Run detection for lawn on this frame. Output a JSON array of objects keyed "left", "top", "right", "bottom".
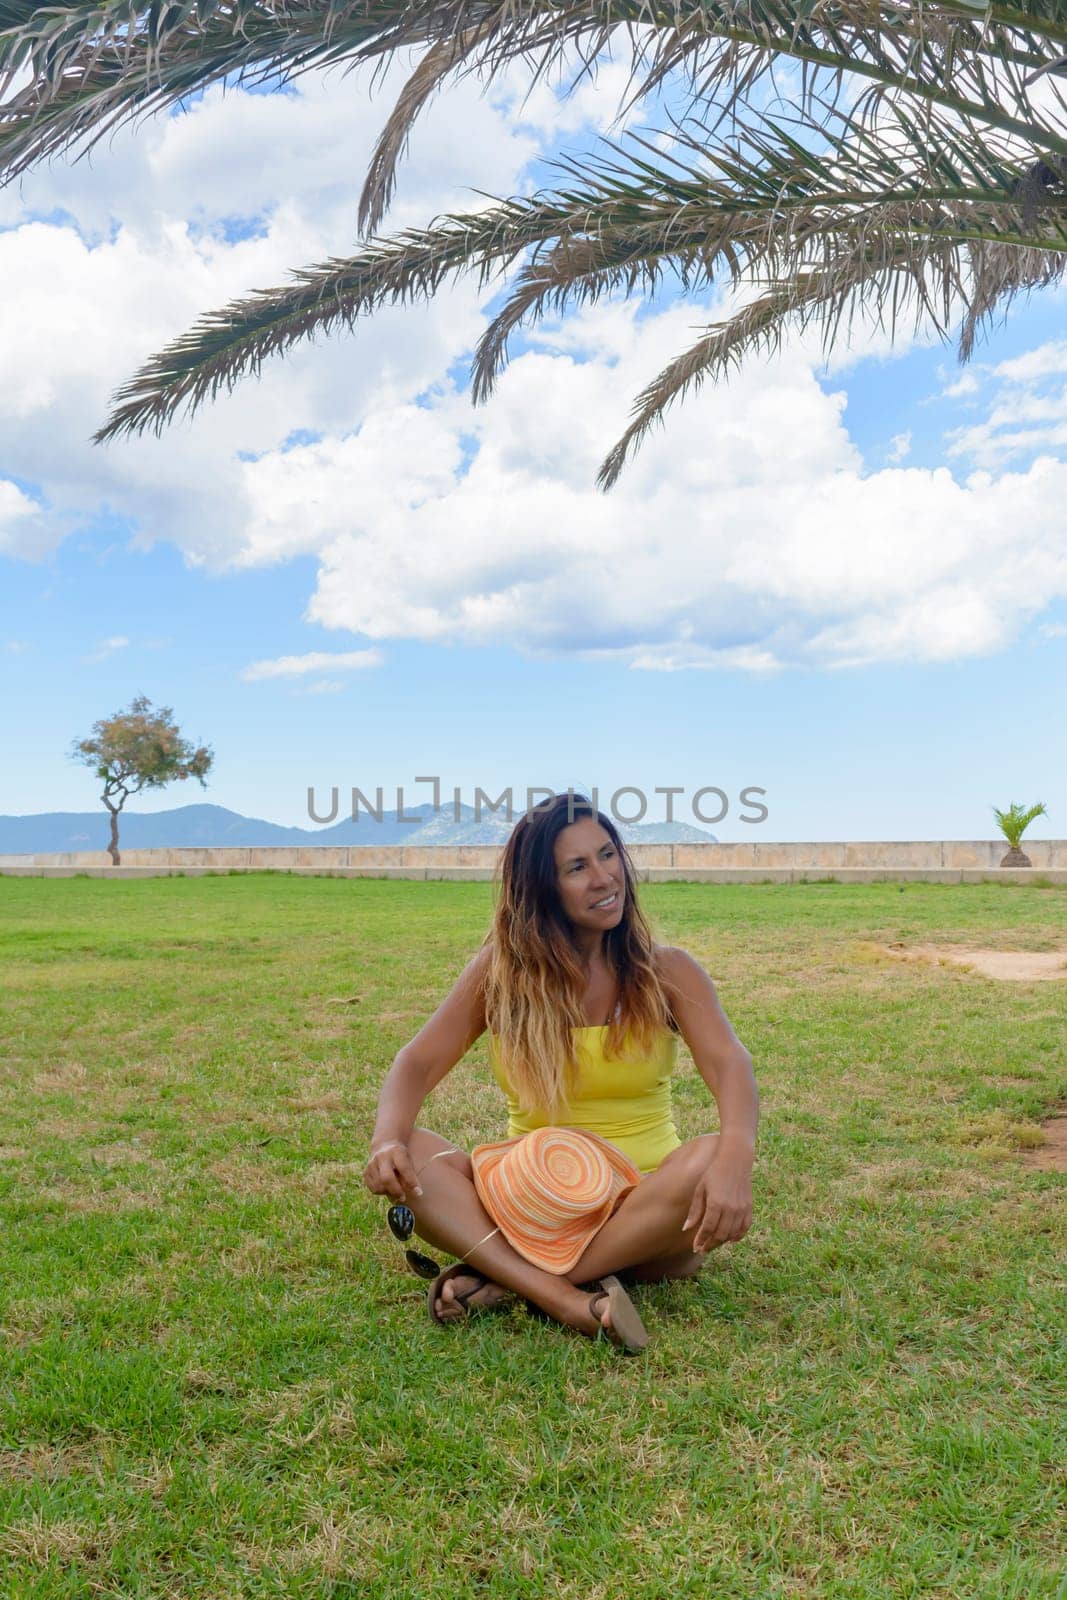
[{"left": 0, "top": 876, "right": 1064, "bottom": 1599}]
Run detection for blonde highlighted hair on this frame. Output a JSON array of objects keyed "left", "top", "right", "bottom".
[{"left": 480, "top": 793, "right": 676, "bottom": 1117}]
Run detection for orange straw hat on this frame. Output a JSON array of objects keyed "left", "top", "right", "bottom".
[{"left": 470, "top": 1126, "right": 642, "bottom": 1275}]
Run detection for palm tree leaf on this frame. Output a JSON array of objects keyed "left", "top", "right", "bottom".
[
  {"left": 93, "top": 100, "right": 1067, "bottom": 450},
  {"left": 4, "top": 0, "right": 1067, "bottom": 201}
]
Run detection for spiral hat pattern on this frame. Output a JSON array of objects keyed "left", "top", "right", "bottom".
[{"left": 470, "top": 1126, "right": 643, "bottom": 1274}]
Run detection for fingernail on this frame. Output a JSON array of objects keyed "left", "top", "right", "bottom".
[{"left": 415, "top": 1186, "right": 423, "bottom": 1197}]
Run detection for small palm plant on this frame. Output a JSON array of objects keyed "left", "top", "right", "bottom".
[{"left": 992, "top": 801, "right": 1048, "bottom": 868}]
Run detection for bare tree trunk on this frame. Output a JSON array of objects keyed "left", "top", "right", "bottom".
[
  {"left": 106, "top": 804, "right": 121, "bottom": 866},
  {"left": 1000, "top": 846, "right": 1031, "bottom": 867}
]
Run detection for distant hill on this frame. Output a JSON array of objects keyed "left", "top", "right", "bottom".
[{"left": 1, "top": 803, "right": 718, "bottom": 854}]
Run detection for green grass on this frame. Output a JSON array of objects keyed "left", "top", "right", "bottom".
[{"left": 0, "top": 877, "right": 1064, "bottom": 1599}]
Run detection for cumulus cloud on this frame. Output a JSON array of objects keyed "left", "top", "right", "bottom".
[
  {"left": 945, "top": 335, "right": 1067, "bottom": 466},
  {"left": 1, "top": 59, "right": 1066, "bottom": 673},
  {"left": 0, "top": 66, "right": 542, "bottom": 565},
  {"left": 995, "top": 341, "right": 1067, "bottom": 384},
  {"left": 239, "top": 303, "right": 1067, "bottom": 671},
  {"left": 0, "top": 477, "right": 47, "bottom": 558},
  {"left": 241, "top": 649, "right": 384, "bottom": 680}
]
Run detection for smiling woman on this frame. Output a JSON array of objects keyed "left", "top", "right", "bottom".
[{"left": 362, "top": 792, "right": 759, "bottom": 1355}]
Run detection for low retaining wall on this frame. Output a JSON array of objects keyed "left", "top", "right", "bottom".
[{"left": 3, "top": 841, "right": 1065, "bottom": 884}]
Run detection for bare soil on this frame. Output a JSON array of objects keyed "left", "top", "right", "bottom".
[
  {"left": 1020, "top": 1114, "right": 1067, "bottom": 1174},
  {"left": 881, "top": 943, "right": 1067, "bottom": 982}
]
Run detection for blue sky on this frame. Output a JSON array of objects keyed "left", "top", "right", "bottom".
[{"left": 1, "top": 61, "right": 1064, "bottom": 841}]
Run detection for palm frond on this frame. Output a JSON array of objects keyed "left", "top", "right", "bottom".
[
  {"left": 94, "top": 105, "right": 1067, "bottom": 456},
  {"left": 473, "top": 103, "right": 1067, "bottom": 394},
  {"left": 4, "top": 0, "right": 1067, "bottom": 204},
  {"left": 2, "top": 0, "right": 1060, "bottom": 482},
  {"left": 596, "top": 225, "right": 961, "bottom": 490},
  {"left": 357, "top": 23, "right": 493, "bottom": 236}
]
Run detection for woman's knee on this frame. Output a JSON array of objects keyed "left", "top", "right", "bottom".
[
  {"left": 409, "top": 1127, "right": 473, "bottom": 1181},
  {"left": 657, "top": 1134, "right": 719, "bottom": 1196}
]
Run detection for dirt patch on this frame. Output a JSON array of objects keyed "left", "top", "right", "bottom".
[
  {"left": 1021, "top": 1113, "right": 1067, "bottom": 1173},
  {"left": 881, "top": 943, "right": 1067, "bottom": 981}
]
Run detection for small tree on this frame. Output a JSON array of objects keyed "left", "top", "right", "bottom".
[
  {"left": 70, "top": 695, "right": 214, "bottom": 866},
  {"left": 992, "top": 801, "right": 1048, "bottom": 870}
]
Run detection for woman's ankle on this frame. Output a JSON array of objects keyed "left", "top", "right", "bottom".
[{"left": 525, "top": 1280, "right": 600, "bottom": 1335}]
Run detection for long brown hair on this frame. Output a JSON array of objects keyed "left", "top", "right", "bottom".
[{"left": 481, "top": 793, "right": 675, "bottom": 1116}]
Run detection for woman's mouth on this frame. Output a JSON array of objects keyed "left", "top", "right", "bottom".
[{"left": 590, "top": 890, "right": 619, "bottom": 910}]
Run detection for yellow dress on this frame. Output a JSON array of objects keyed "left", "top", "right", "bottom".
[{"left": 487, "top": 1020, "right": 682, "bottom": 1176}]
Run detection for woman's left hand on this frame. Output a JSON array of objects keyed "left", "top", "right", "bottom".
[{"left": 683, "top": 1154, "right": 754, "bottom": 1251}]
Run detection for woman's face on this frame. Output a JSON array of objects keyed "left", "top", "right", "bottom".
[{"left": 553, "top": 817, "right": 625, "bottom": 933}]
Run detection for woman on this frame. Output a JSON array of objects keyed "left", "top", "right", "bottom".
[{"left": 362, "top": 793, "right": 758, "bottom": 1350}]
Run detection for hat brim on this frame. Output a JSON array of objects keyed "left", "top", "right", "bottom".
[{"left": 470, "top": 1127, "right": 642, "bottom": 1275}]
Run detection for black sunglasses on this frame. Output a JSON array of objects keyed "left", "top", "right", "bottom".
[{"left": 387, "top": 1203, "right": 441, "bottom": 1280}]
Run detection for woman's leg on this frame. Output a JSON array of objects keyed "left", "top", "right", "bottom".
[
  {"left": 401, "top": 1129, "right": 615, "bottom": 1337},
  {"left": 567, "top": 1135, "right": 725, "bottom": 1285}
]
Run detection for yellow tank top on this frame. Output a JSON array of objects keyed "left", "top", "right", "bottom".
[{"left": 487, "top": 1020, "right": 682, "bottom": 1176}]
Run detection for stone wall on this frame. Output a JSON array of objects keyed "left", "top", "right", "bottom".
[{"left": 3, "top": 840, "right": 1066, "bottom": 882}]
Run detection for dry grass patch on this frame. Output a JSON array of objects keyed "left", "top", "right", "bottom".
[
  {"left": 206, "top": 1153, "right": 295, "bottom": 1197},
  {"left": 298, "top": 1160, "right": 365, "bottom": 1194},
  {"left": 0, "top": 1513, "right": 121, "bottom": 1568},
  {"left": 34, "top": 1117, "right": 111, "bottom": 1141},
  {"left": 84, "top": 1140, "right": 163, "bottom": 1169},
  {"left": 879, "top": 942, "right": 1067, "bottom": 981},
  {"left": 246, "top": 1509, "right": 377, "bottom": 1576},
  {"left": 0, "top": 1442, "right": 102, "bottom": 1482},
  {"left": 32, "top": 1179, "right": 165, "bottom": 1214},
  {"left": 286, "top": 1091, "right": 346, "bottom": 1113},
  {"left": 949, "top": 1109, "right": 1050, "bottom": 1161},
  {"left": 31, "top": 1059, "right": 92, "bottom": 1093}
]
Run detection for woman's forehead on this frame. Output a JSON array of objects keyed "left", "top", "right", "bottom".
[{"left": 554, "top": 817, "right": 612, "bottom": 862}]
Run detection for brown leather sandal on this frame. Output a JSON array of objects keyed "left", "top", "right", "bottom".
[
  {"left": 588, "top": 1274, "right": 649, "bottom": 1354},
  {"left": 427, "top": 1264, "right": 510, "bottom": 1324}
]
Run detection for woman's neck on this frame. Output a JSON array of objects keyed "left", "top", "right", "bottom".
[{"left": 572, "top": 927, "right": 605, "bottom": 963}]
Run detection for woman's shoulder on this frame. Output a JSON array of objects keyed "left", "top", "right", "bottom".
[{"left": 652, "top": 943, "right": 690, "bottom": 988}]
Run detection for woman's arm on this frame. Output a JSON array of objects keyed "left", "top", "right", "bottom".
[
  {"left": 658, "top": 945, "right": 759, "bottom": 1162},
  {"left": 364, "top": 946, "right": 490, "bottom": 1200},
  {"left": 657, "top": 945, "right": 758, "bottom": 1250}
]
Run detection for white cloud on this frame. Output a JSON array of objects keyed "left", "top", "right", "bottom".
[
  {"left": 945, "top": 336, "right": 1067, "bottom": 466},
  {"left": 83, "top": 636, "right": 129, "bottom": 662},
  {"left": 255, "top": 303, "right": 1067, "bottom": 671},
  {"left": 887, "top": 431, "right": 912, "bottom": 463},
  {"left": 940, "top": 371, "right": 983, "bottom": 400},
  {"left": 996, "top": 341, "right": 1067, "bottom": 384},
  {"left": 0, "top": 66, "right": 544, "bottom": 566},
  {"left": 240, "top": 649, "right": 384, "bottom": 681},
  {"left": 0, "top": 477, "right": 46, "bottom": 557},
  {"left": 1, "top": 63, "right": 1066, "bottom": 674}
]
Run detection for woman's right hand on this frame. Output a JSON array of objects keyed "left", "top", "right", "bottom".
[{"left": 363, "top": 1139, "right": 422, "bottom": 1201}]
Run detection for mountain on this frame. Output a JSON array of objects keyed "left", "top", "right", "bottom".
[{"left": 0, "top": 803, "right": 717, "bottom": 854}]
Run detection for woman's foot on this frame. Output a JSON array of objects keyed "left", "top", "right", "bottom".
[
  {"left": 433, "top": 1270, "right": 511, "bottom": 1321},
  {"left": 585, "top": 1291, "right": 614, "bottom": 1337},
  {"left": 568, "top": 1277, "right": 648, "bottom": 1351}
]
